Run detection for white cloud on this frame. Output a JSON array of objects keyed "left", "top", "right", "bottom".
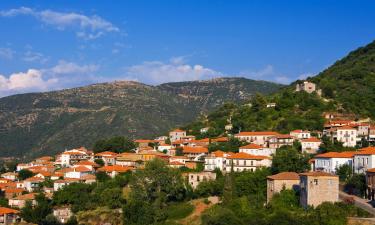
[
  {"left": 0, "top": 7, "right": 119, "bottom": 40},
  {"left": 239, "top": 65, "right": 291, "bottom": 84},
  {"left": 124, "top": 57, "right": 221, "bottom": 84},
  {"left": 298, "top": 72, "right": 314, "bottom": 80},
  {"left": 0, "top": 47, "right": 15, "bottom": 60},
  {"left": 0, "top": 61, "right": 100, "bottom": 97},
  {"left": 0, "top": 69, "right": 57, "bottom": 96},
  {"left": 23, "top": 50, "right": 48, "bottom": 64},
  {"left": 49, "top": 60, "right": 99, "bottom": 75}
]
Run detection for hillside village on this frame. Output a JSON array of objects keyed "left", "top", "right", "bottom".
[{"left": 0, "top": 81, "right": 374, "bottom": 224}]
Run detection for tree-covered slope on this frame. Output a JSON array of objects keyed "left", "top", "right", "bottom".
[
  {"left": 185, "top": 40, "right": 375, "bottom": 137},
  {"left": 0, "top": 78, "right": 282, "bottom": 157},
  {"left": 311, "top": 40, "right": 375, "bottom": 118}
]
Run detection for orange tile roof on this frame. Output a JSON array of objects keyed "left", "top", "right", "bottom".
[
  {"left": 36, "top": 171, "right": 52, "bottom": 177},
  {"left": 12, "top": 193, "right": 36, "bottom": 200},
  {"left": 169, "top": 161, "right": 184, "bottom": 166},
  {"left": 74, "top": 161, "right": 99, "bottom": 167},
  {"left": 235, "top": 131, "right": 279, "bottom": 136},
  {"left": 275, "top": 134, "right": 293, "bottom": 139},
  {"left": 98, "top": 165, "right": 132, "bottom": 173},
  {"left": 337, "top": 126, "right": 357, "bottom": 130},
  {"left": 134, "top": 139, "right": 159, "bottom": 143},
  {"left": 267, "top": 172, "right": 299, "bottom": 180},
  {"left": 299, "top": 171, "right": 337, "bottom": 177},
  {"left": 37, "top": 156, "right": 53, "bottom": 161},
  {"left": 227, "top": 152, "right": 269, "bottom": 160},
  {"left": 355, "top": 147, "right": 375, "bottom": 155},
  {"left": 211, "top": 137, "right": 229, "bottom": 142},
  {"left": 25, "top": 176, "right": 44, "bottom": 182},
  {"left": 170, "top": 156, "right": 188, "bottom": 159},
  {"left": 170, "top": 129, "right": 185, "bottom": 133},
  {"left": 315, "top": 151, "right": 357, "bottom": 158},
  {"left": 211, "top": 150, "right": 226, "bottom": 157},
  {"left": 72, "top": 166, "right": 92, "bottom": 172},
  {"left": 301, "top": 137, "right": 321, "bottom": 143},
  {"left": 367, "top": 168, "right": 375, "bottom": 173},
  {"left": 80, "top": 174, "right": 96, "bottom": 180},
  {"left": 290, "top": 130, "right": 309, "bottom": 133},
  {"left": 5, "top": 188, "right": 24, "bottom": 194},
  {"left": 0, "top": 207, "right": 19, "bottom": 215},
  {"left": 239, "top": 143, "right": 263, "bottom": 149},
  {"left": 95, "top": 151, "right": 118, "bottom": 157},
  {"left": 183, "top": 146, "right": 208, "bottom": 154}
]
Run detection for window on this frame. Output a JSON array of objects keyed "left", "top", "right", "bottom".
[
  {"left": 314, "top": 179, "right": 318, "bottom": 185},
  {"left": 328, "top": 179, "right": 332, "bottom": 185}
]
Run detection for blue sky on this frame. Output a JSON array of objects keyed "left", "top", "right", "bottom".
[{"left": 0, "top": 0, "right": 375, "bottom": 96}]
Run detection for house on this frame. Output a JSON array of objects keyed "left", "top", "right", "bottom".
[
  {"left": 0, "top": 207, "right": 19, "bottom": 225},
  {"left": 235, "top": 131, "right": 279, "bottom": 147},
  {"left": 157, "top": 144, "right": 173, "bottom": 153},
  {"left": 314, "top": 151, "right": 356, "bottom": 173},
  {"left": 115, "top": 153, "right": 142, "bottom": 167},
  {"left": 53, "top": 178, "right": 79, "bottom": 191},
  {"left": 185, "top": 161, "right": 204, "bottom": 170},
  {"left": 266, "top": 103, "right": 276, "bottom": 108},
  {"left": 73, "top": 160, "right": 99, "bottom": 171},
  {"left": 353, "top": 147, "right": 375, "bottom": 174},
  {"left": 225, "top": 124, "right": 233, "bottom": 131},
  {"left": 9, "top": 193, "right": 37, "bottom": 208},
  {"left": 135, "top": 139, "right": 158, "bottom": 149},
  {"left": 0, "top": 173, "right": 17, "bottom": 181},
  {"left": 204, "top": 151, "right": 232, "bottom": 172},
  {"left": 3, "top": 188, "right": 24, "bottom": 199},
  {"left": 299, "top": 172, "right": 339, "bottom": 208},
  {"left": 267, "top": 172, "right": 300, "bottom": 203},
  {"left": 225, "top": 152, "right": 271, "bottom": 172},
  {"left": 169, "top": 161, "right": 185, "bottom": 169},
  {"left": 53, "top": 206, "right": 73, "bottom": 223},
  {"left": 239, "top": 144, "right": 275, "bottom": 157},
  {"left": 301, "top": 137, "right": 322, "bottom": 154},
  {"left": 60, "top": 147, "right": 92, "bottom": 167},
  {"left": 290, "top": 130, "right": 311, "bottom": 140},
  {"left": 169, "top": 156, "right": 188, "bottom": 165},
  {"left": 35, "top": 156, "right": 53, "bottom": 164},
  {"left": 169, "top": 129, "right": 187, "bottom": 142},
  {"left": 295, "top": 81, "right": 318, "bottom": 94},
  {"left": 336, "top": 126, "right": 357, "bottom": 147},
  {"left": 185, "top": 172, "right": 216, "bottom": 189},
  {"left": 64, "top": 166, "right": 92, "bottom": 179},
  {"left": 369, "top": 126, "right": 375, "bottom": 144},
  {"left": 23, "top": 176, "right": 44, "bottom": 192},
  {"left": 94, "top": 151, "right": 118, "bottom": 165},
  {"left": 97, "top": 165, "right": 132, "bottom": 178},
  {"left": 183, "top": 146, "right": 208, "bottom": 161},
  {"left": 268, "top": 134, "right": 294, "bottom": 149},
  {"left": 353, "top": 123, "right": 370, "bottom": 138}
]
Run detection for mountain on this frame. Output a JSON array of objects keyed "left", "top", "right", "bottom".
[
  {"left": 184, "top": 40, "right": 375, "bottom": 137},
  {"left": 0, "top": 77, "right": 282, "bottom": 157},
  {"left": 311, "top": 40, "right": 375, "bottom": 118}
]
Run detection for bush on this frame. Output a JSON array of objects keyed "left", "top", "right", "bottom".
[{"left": 165, "top": 202, "right": 194, "bottom": 220}]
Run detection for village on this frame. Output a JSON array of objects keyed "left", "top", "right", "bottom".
[{"left": 0, "top": 81, "right": 374, "bottom": 224}]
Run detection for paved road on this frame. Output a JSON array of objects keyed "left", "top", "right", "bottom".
[{"left": 339, "top": 191, "right": 375, "bottom": 216}]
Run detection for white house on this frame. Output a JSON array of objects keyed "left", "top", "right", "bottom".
[
  {"left": 239, "top": 143, "right": 275, "bottom": 157},
  {"left": 336, "top": 126, "right": 357, "bottom": 147},
  {"left": 204, "top": 151, "right": 232, "bottom": 172},
  {"left": 225, "top": 152, "right": 271, "bottom": 172},
  {"left": 200, "top": 127, "right": 210, "bottom": 133},
  {"left": 290, "top": 130, "right": 311, "bottom": 140},
  {"left": 158, "top": 144, "right": 173, "bottom": 153},
  {"left": 169, "top": 129, "right": 187, "bottom": 142},
  {"left": 94, "top": 151, "right": 118, "bottom": 165},
  {"left": 234, "top": 131, "right": 279, "bottom": 147},
  {"left": 301, "top": 137, "right": 321, "bottom": 154},
  {"left": 64, "top": 166, "right": 92, "bottom": 179},
  {"left": 353, "top": 147, "right": 375, "bottom": 174},
  {"left": 23, "top": 176, "right": 44, "bottom": 192},
  {"left": 314, "top": 151, "right": 356, "bottom": 173},
  {"left": 61, "top": 147, "right": 92, "bottom": 167}
]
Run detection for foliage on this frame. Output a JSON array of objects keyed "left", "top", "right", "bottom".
[
  {"left": 77, "top": 207, "right": 122, "bottom": 225},
  {"left": 345, "top": 174, "right": 367, "bottom": 197},
  {"left": 95, "top": 171, "right": 111, "bottom": 182},
  {"left": 208, "top": 137, "right": 246, "bottom": 153},
  {"left": 18, "top": 169, "right": 34, "bottom": 180},
  {"left": 164, "top": 202, "right": 194, "bottom": 220},
  {"left": 201, "top": 205, "right": 244, "bottom": 225},
  {"left": 93, "top": 136, "right": 136, "bottom": 153},
  {"left": 271, "top": 146, "right": 311, "bottom": 174},
  {"left": 21, "top": 193, "right": 52, "bottom": 224},
  {"left": 336, "top": 164, "right": 352, "bottom": 182},
  {"left": 94, "top": 158, "right": 105, "bottom": 166},
  {"left": 123, "top": 158, "right": 188, "bottom": 225}
]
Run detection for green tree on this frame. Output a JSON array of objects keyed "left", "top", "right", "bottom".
[
  {"left": 336, "top": 164, "right": 352, "bottom": 182},
  {"left": 18, "top": 169, "right": 34, "bottom": 180},
  {"left": 96, "top": 171, "right": 111, "bottom": 182},
  {"left": 94, "top": 158, "right": 105, "bottom": 166},
  {"left": 271, "top": 146, "right": 310, "bottom": 174},
  {"left": 93, "top": 136, "right": 136, "bottom": 153},
  {"left": 21, "top": 193, "right": 52, "bottom": 224}
]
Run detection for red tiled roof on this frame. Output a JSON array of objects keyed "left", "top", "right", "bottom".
[
  {"left": 98, "top": 165, "right": 132, "bottom": 173},
  {"left": 355, "top": 147, "right": 375, "bottom": 155},
  {"left": 267, "top": 172, "right": 299, "bottom": 180},
  {"left": 315, "top": 151, "right": 357, "bottom": 158},
  {"left": 227, "top": 152, "right": 269, "bottom": 160},
  {"left": 169, "top": 161, "right": 184, "bottom": 166},
  {"left": 235, "top": 131, "right": 279, "bottom": 136},
  {"left": 182, "top": 146, "right": 208, "bottom": 154},
  {"left": 170, "top": 129, "right": 185, "bottom": 133},
  {"left": 95, "top": 151, "right": 118, "bottom": 157},
  {"left": 0, "top": 207, "right": 19, "bottom": 215},
  {"left": 239, "top": 143, "right": 263, "bottom": 149},
  {"left": 301, "top": 137, "right": 321, "bottom": 143},
  {"left": 25, "top": 176, "right": 44, "bottom": 182}
]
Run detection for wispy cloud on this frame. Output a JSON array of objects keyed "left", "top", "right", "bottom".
[
  {"left": 0, "top": 47, "right": 15, "bottom": 60},
  {"left": 0, "top": 60, "right": 100, "bottom": 97},
  {"left": 123, "top": 57, "right": 222, "bottom": 84},
  {"left": 23, "top": 50, "right": 49, "bottom": 64},
  {"left": 239, "top": 65, "right": 292, "bottom": 84},
  {"left": 0, "top": 7, "right": 119, "bottom": 40}
]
